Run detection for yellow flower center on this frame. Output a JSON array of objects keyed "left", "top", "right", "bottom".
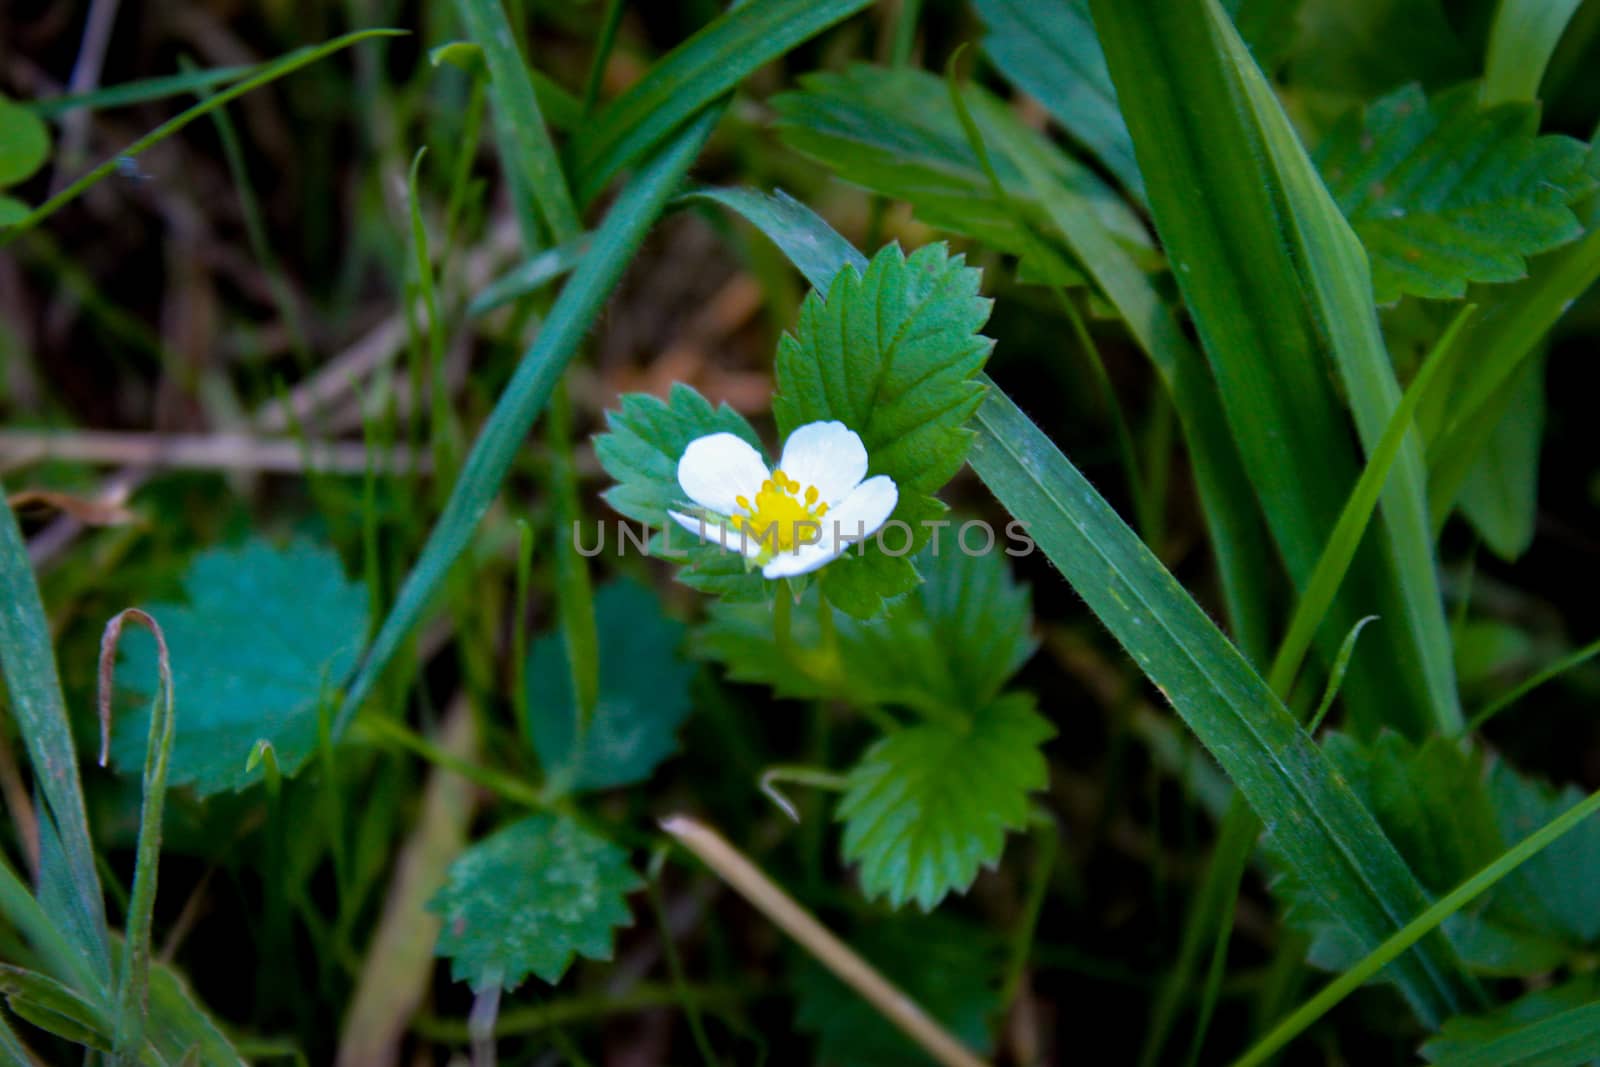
[{"left": 728, "top": 469, "right": 829, "bottom": 552}]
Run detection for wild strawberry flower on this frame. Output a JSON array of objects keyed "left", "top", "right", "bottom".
[{"left": 669, "top": 420, "right": 897, "bottom": 579}]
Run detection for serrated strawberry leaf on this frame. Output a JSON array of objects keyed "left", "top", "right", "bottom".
[
  {"left": 773, "top": 241, "right": 994, "bottom": 617},
  {"left": 838, "top": 693, "right": 1052, "bottom": 910},
  {"left": 112, "top": 538, "right": 370, "bottom": 796},
  {"left": 429, "top": 813, "right": 641, "bottom": 992},
  {"left": 1317, "top": 82, "right": 1597, "bottom": 303}
]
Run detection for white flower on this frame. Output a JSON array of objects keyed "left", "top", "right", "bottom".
[{"left": 669, "top": 421, "right": 898, "bottom": 579}]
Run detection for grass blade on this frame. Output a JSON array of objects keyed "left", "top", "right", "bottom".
[
  {"left": 454, "top": 0, "right": 581, "bottom": 245},
  {"left": 99, "top": 611, "right": 177, "bottom": 1061},
  {"left": 1483, "top": 0, "right": 1586, "bottom": 105},
  {"left": 0, "top": 485, "right": 111, "bottom": 986},
  {"left": 333, "top": 103, "right": 725, "bottom": 739},
  {"left": 569, "top": 0, "right": 874, "bottom": 204},
  {"left": 965, "top": 386, "right": 1477, "bottom": 1025},
  {"left": 0, "top": 28, "right": 403, "bottom": 241},
  {"left": 1233, "top": 784, "right": 1600, "bottom": 1067},
  {"left": 1090, "top": 0, "right": 1461, "bottom": 738},
  {"left": 986, "top": 106, "right": 1275, "bottom": 665},
  {"left": 28, "top": 65, "right": 253, "bottom": 119}
]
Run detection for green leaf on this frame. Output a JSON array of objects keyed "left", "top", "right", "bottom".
[
  {"left": 1317, "top": 83, "right": 1597, "bottom": 303},
  {"left": 113, "top": 538, "right": 371, "bottom": 796},
  {"left": 1457, "top": 354, "right": 1544, "bottom": 561},
  {"left": 772, "top": 241, "right": 993, "bottom": 617},
  {"left": 965, "top": 385, "right": 1477, "bottom": 1024},
  {"left": 772, "top": 66, "right": 1155, "bottom": 286},
  {"left": 1489, "top": 762, "right": 1600, "bottom": 945},
  {"left": 972, "top": 0, "right": 1144, "bottom": 204},
  {"left": 527, "top": 578, "right": 695, "bottom": 796},
  {"left": 684, "top": 186, "right": 865, "bottom": 300},
  {"left": 792, "top": 915, "right": 998, "bottom": 1066},
  {"left": 570, "top": 0, "right": 874, "bottom": 204},
  {"left": 1288, "top": 0, "right": 1471, "bottom": 104},
  {"left": 333, "top": 104, "right": 724, "bottom": 739},
  {"left": 0, "top": 95, "right": 50, "bottom": 186},
  {"left": 697, "top": 544, "right": 1035, "bottom": 715},
  {"left": 1092, "top": 0, "right": 1462, "bottom": 740},
  {"left": 0, "top": 194, "right": 28, "bottom": 226},
  {"left": 467, "top": 232, "right": 587, "bottom": 316},
  {"left": 1423, "top": 977, "right": 1600, "bottom": 1067},
  {"left": 429, "top": 813, "right": 642, "bottom": 991},
  {"left": 838, "top": 693, "right": 1052, "bottom": 910}
]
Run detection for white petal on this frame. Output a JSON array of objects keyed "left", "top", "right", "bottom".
[
  {"left": 677, "top": 433, "right": 769, "bottom": 517},
  {"left": 759, "top": 475, "right": 899, "bottom": 580},
  {"left": 668, "top": 510, "right": 765, "bottom": 559},
  {"left": 761, "top": 539, "right": 841, "bottom": 579},
  {"left": 820, "top": 475, "right": 898, "bottom": 540},
  {"left": 777, "top": 421, "right": 868, "bottom": 506}
]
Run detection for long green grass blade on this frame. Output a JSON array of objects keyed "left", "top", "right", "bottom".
[
  {"left": 1090, "top": 0, "right": 1461, "bottom": 738},
  {"left": 0, "top": 485, "right": 111, "bottom": 986},
  {"left": 28, "top": 65, "right": 253, "bottom": 119},
  {"left": 333, "top": 103, "right": 724, "bottom": 739},
  {"left": 1233, "top": 784, "right": 1600, "bottom": 1067},
  {"left": 1483, "top": 0, "right": 1586, "bottom": 106},
  {"left": 0, "top": 28, "right": 403, "bottom": 241},
  {"left": 546, "top": 382, "right": 599, "bottom": 727},
  {"left": 965, "top": 387, "right": 1477, "bottom": 1026},
  {"left": 987, "top": 106, "right": 1274, "bottom": 665},
  {"left": 454, "top": 0, "right": 580, "bottom": 245},
  {"left": 569, "top": 0, "right": 873, "bottom": 204}
]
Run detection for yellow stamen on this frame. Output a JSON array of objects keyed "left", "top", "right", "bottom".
[{"left": 735, "top": 468, "right": 830, "bottom": 553}]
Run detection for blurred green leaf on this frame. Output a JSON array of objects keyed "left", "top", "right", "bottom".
[
  {"left": 571, "top": 0, "right": 874, "bottom": 204},
  {"left": 1290, "top": 0, "right": 1471, "bottom": 104},
  {"left": 0, "top": 95, "right": 50, "bottom": 186},
  {"left": 1317, "top": 83, "right": 1596, "bottom": 303},
  {"left": 1423, "top": 977, "right": 1600, "bottom": 1067},
  {"left": 113, "top": 538, "right": 370, "bottom": 796},
  {"left": 1457, "top": 354, "right": 1544, "bottom": 561},
  {"left": 839, "top": 693, "right": 1052, "bottom": 910},
  {"left": 973, "top": 0, "right": 1144, "bottom": 203},
  {"left": 773, "top": 242, "right": 992, "bottom": 618},
  {"left": 467, "top": 232, "right": 587, "bottom": 316},
  {"left": 429, "top": 813, "right": 641, "bottom": 991},
  {"left": 792, "top": 915, "right": 998, "bottom": 1066},
  {"left": 773, "top": 66, "right": 1156, "bottom": 286},
  {"left": 527, "top": 579, "right": 695, "bottom": 796},
  {"left": 1489, "top": 763, "right": 1600, "bottom": 945},
  {"left": 0, "top": 194, "right": 29, "bottom": 226}
]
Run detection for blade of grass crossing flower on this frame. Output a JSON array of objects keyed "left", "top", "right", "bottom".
[
  {"left": 985, "top": 101, "right": 1275, "bottom": 665},
  {"left": 1482, "top": 0, "right": 1585, "bottom": 105},
  {"left": 569, "top": 0, "right": 874, "bottom": 204},
  {"left": 546, "top": 381, "right": 599, "bottom": 727},
  {"left": 1090, "top": 0, "right": 1460, "bottom": 739},
  {"left": 333, "top": 103, "right": 725, "bottom": 739},
  {"left": 0, "top": 29, "right": 404, "bottom": 241},
  {"left": 0, "top": 486, "right": 111, "bottom": 984},
  {"left": 100, "top": 611, "right": 177, "bottom": 1062},
  {"left": 453, "top": 0, "right": 580, "bottom": 245},
  {"left": 1233, "top": 785, "right": 1600, "bottom": 1067},
  {"left": 965, "top": 387, "right": 1476, "bottom": 1025}
]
